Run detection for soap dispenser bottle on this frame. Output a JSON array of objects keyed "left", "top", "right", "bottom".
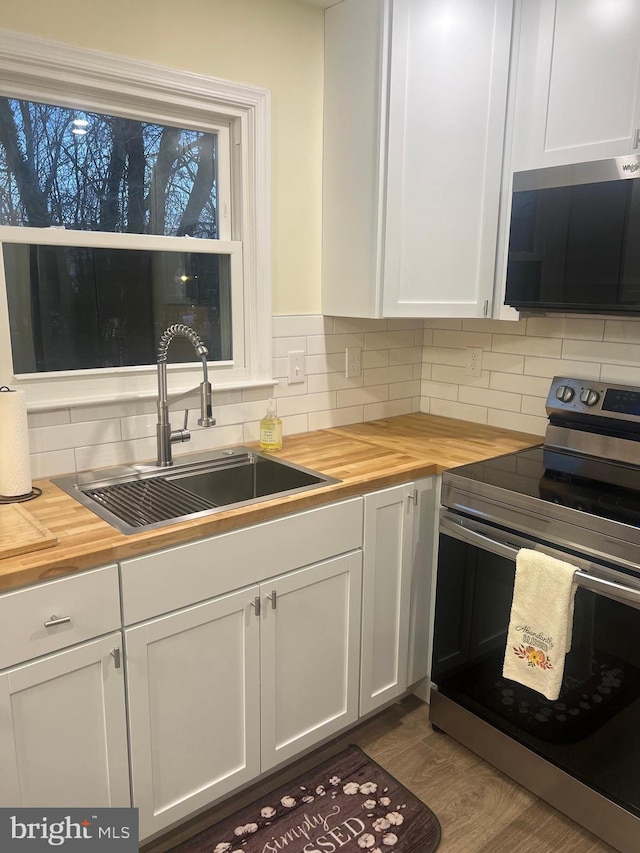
[{"left": 259, "top": 399, "right": 282, "bottom": 452}]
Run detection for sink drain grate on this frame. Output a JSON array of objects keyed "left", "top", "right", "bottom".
[{"left": 83, "top": 477, "right": 216, "bottom": 528}]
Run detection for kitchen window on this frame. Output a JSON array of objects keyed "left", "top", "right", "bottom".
[{"left": 0, "top": 30, "right": 272, "bottom": 408}]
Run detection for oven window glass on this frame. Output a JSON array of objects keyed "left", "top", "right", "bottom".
[{"left": 433, "top": 532, "right": 640, "bottom": 818}]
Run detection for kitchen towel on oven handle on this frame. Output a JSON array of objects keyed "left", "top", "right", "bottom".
[{"left": 502, "top": 548, "right": 578, "bottom": 701}]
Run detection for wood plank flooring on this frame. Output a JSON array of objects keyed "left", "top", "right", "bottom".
[{"left": 142, "top": 696, "right": 617, "bottom": 853}]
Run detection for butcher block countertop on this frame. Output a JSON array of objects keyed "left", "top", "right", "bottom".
[{"left": 0, "top": 413, "right": 541, "bottom": 593}]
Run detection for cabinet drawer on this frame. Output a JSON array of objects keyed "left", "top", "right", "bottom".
[
  {"left": 0, "top": 565, "right": 121, "bottom": 669},
  {"left": 121, "top": 498, "right": 364, "bottom": 624}
]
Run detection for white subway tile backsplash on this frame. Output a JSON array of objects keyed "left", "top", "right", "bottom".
[
  {"left": 70, "top": 400, "right": 155, "bottom": 422},
  {"left": 523, "top": 357, "right": 601, "bottom": 380},
  {"left": 337, "top": 384, "right": 389, "bottom": 408},
  {"left": 429, "top": 398, "right": 488, "bottom": 424},
  {"left": 563, "top": 339, "right": 640, "bottom": 365},
  {"left": 389, "top": 347, "right": 423, "bottom": 365},
  {"left": 364, "top": 330, "right": 416, "bottom": 350},
  {"left": 432, "top": 330, "right": 493, "bottom": 350},
  {"left": 280, "top": 414, "right": 309, "bottom": 436},
  {"left": 432, "top": 364, "right": 489, "bottom": 387},
  {"left": 34, "top": 309, "right": 640, "bottom": 481},
  {"left": 308, "top": 405, "right": 364, "bottom": 431},
  {"left": 487, "top": 409, "right": 545, "bottom": 436},
  {"left": 75, "top": 436, "right": 156, "bottom": 472},
  {"left": 490, "top": 373, "right": 550, "bottom": 398},
  {"left": 306, "top": 333, "right": 363, "bottom": 355},
  {"left": 389, "top": 380, "right": 421, "bottom": 399},
  {"left": 277, "top": 392, "right": 337, "bottom": 417},
  {"left": 305, "top": 353, "right": 344, "bottom": 375},
  {"left": 28, "top": 409, "right": 71, "bottom": 428},
  {"left": 363, "top": 364, "right": 414, "bottom": 386},
  {"left": 493, "top": 334, "right": 562, "bottom": 358},
  {"left": 462, "top": 318, "right": 527, "bottom": 335},
  {"left": 30, "top": 419, "right": 122, "bottom": 454},
  {"left": 482, "top": 351, "right": 525, "bottom": 374},
  {"left": 307, "top": 372, "right": 363, "bottom": 393},
  {"left": 31, "top": 449, "right": 76, "bottom": 479},
  {"left": 526, "top": 317, "right": 604, "bottom": 340},
  {"left": 272, "top": 336, "right": 308, "bottom": 358},
  {"left": 459, "top": 386, "right": 521, "bottom": 412},
  {"left": 364, "top": 399, "right": 412, "bottom": 420},
  {"left": 420, "top": 380, "right": 458, "bottom": 401},
  {"left": 332, "top": 317, "right": 387, "bottom": 334},
  {"left": 362, "top": 350, "right": 390, "bottom": 370}
]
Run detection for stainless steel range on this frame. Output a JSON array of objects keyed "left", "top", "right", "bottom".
[{"left": 431, "top": 376, "right": 640, "bottom": 853}]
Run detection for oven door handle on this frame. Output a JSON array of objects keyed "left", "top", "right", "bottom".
[{"left": 439, "top": 511, "right": 640, "bottom": 609}]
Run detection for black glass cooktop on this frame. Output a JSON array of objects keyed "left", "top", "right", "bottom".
[{"left": 446, "top": 445, "right": 640, "bottom": 528}]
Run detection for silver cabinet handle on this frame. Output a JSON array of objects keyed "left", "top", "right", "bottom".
[
  {"left": 44, "top": 615, "right": 71, "bottom": 628},
  {"left": 634, "top": 128, "right": 640, "bottom": 149},
  {"left": 110, "top": 647, "right": 121, "bottom": 669},
  {"left": 267, "top": 590, "right": 277, "bottom": 609},
  {"left": 250, "top": 596, "right": 261, "bottom": 616}
]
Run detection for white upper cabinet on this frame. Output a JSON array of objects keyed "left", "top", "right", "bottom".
[
  {"left": 322, "top": 0, "right": 514, "bottom": 319},
  {"left": 511, "top": 0, "right": 640, "bottom": 171}
]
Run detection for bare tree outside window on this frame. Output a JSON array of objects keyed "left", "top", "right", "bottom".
[
  {"left": 0, "top": 97, "right": 219, "bottom": 236},
  {"left": 0, "top": 96, "right": 232, "bottom": 374}
]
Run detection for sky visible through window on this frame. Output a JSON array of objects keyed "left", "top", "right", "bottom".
[{"left": 0, "top": 97, "right": 219, "bottom": 237}]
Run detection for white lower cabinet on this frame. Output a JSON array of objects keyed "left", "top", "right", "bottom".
[
  {"left": 125, "top": 587, "right": 262, "bottom": 841},
  {"left": 0, "top": 484, "right": 437, "bottom": 840},
  {"left": 0, "top": 632, "right": 130, "bottom": 807},
  {"left": 127, "top": 551, "right": 362, "bottom": 840},
  {"left": 260, "top": 552, "right": 362, "bottom": 771},
  {"left": 360, "top": 477, "right": 436, "bottom": 715}
]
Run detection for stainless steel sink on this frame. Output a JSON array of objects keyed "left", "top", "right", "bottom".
[{"left": 53, "top": 448, "right": 340, "bottom": 534}]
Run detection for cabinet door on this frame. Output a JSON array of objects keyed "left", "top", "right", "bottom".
[
  {"left": 260, "top": 552, "right": 362, "bottom": 772},
  {"left": 0, "top": 633, "right": 129, "bottom": 808},
  {"left": 511, "top": 0, "right": 640, "bottom": 170},
  {"left": 407, "top": 477, "right": 438, "bottom": 690},
  {"left": 126, "top": 588, "right": 261, "bottom": 841},
  {"left": 383, "top": 0, "right": 513, "bottom": 318},
  {"left": 360, "top": 484, "right": 414, "bottom": 715}
]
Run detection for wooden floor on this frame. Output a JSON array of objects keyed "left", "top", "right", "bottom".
[{"left": 142, "top": 696, "right": 617, "bottom": 853}]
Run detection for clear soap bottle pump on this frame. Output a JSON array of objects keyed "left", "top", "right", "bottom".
[{"left": 259, "top": 399, "right": 282, "bottom": 452}]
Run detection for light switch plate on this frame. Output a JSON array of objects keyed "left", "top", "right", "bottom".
[{"left": 288, "top": 350, "right": 306, "bottom": 384}]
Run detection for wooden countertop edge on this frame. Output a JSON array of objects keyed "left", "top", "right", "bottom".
[{"left": 0, "top": 414, "right": 541, "bottom": 594}]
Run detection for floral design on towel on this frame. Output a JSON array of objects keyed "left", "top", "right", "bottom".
[{"left": 513, "top": 644, "right": 553, "bottom": 670}]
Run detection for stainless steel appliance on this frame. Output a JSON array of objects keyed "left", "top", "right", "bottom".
[
  {"left": 431, "top": 376, "right": 640, "bottom": 853},
  {"left": 504, "top": 155, "right": 640, "bottom": 314}
]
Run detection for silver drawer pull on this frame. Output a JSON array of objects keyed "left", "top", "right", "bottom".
[
  {"left": 250, "top": 597, "right": 261, "bottom": 616},
  {"left": 267, "top": 590, "right": 277, "bottom": 609},
  {"left": 44, "top": 615, "right": 72, "bottom": 628}
]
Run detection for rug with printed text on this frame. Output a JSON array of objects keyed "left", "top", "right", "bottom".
[{"left": 171, "top": 746, "right": 441, "bottom": 853}]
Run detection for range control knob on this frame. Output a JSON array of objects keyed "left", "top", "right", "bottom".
[
  {"left": 555, "top": 385, "right": 575, "bottom": 403},
  {"left": 580, "top": 388, "right": 600, "bottom": 406}
]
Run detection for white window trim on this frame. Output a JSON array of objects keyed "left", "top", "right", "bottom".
[{"left": 0, "top": 29, "right": 273, "bottom": 410}]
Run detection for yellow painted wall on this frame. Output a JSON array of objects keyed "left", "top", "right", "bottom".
[{"left": 2, "top": 0, "right": 324, "bottom": 314}]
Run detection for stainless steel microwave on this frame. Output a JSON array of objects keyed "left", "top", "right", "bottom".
[{"left": 504, "top": 156, "right": 640, "bottom": 314}]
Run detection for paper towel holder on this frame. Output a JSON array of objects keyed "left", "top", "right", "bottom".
[{"left": 0, "top": 386, "right": 40, "bottom": 504}]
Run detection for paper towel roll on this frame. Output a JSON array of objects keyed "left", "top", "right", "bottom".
[{"left": 0, "top": 388, "right": 32, "bottom": 497}]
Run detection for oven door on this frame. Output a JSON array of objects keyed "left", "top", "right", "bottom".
[{"left": 432, "top": 509, "right": 640, "bottom": 820}]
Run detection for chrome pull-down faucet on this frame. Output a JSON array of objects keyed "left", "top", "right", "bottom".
[{"left": 156, "top": 324, "right": 216, "bottom": 467}]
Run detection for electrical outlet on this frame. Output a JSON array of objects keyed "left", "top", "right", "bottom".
[
  {"left": 345, "top": 346, "right": 362, "bottom": 378},
  {"left": 288, "top": 350, "right": 305, "bottom": 384},
  {"left": 465, "top": 347, "right": 483, "bottom": 377}
]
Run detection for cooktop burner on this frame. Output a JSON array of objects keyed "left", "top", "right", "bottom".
[{"left": 449, "top": 445, "right": 640, "bottom": 529}]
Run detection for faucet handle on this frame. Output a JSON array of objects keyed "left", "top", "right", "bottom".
[{"left": 182, "top": 409, "right": 189, "bottom": 430}]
